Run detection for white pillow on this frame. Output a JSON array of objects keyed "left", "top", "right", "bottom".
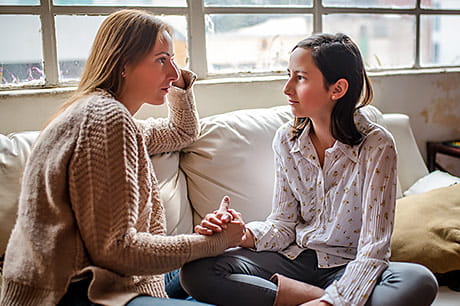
[
  {"left": 403, "top": 170, "right": 460, "bottom": 196},
  {"left": 181, "top": 106, "right": 293, "bottom": 225}
]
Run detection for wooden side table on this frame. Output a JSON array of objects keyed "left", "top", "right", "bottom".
[{"left": 426, "top": 141, "right": 460, "bottom": 172}]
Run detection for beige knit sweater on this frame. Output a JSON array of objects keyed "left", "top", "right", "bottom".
[{"left": 1, "top": 71, "right": 228, "bottom": 306}]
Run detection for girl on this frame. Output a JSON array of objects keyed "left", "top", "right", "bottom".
[
  {"left": 181, "top": 33, "right": 438, "bottom": 306},
  {"left": 0, "top": 9, "right": 244, "bottom": 306}
]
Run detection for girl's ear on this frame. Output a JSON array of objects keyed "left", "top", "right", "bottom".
[{"left": 330, "top": 78, "right": 349, "bottom": 101}]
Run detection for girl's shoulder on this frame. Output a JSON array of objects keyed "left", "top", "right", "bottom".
[
  {"left": 355, "top": 109, "right": 395, "bottom": 146},
  {"left": 274, "top": 120, "right": 294, "bottom": 144}
]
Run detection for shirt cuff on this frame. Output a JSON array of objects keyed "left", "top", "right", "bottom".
[
  {"left": 323, "top": 280, "right": 344, "bottom": 306},
  {"left": 320, "top": 292, "right": 335, "bottom": 306}
]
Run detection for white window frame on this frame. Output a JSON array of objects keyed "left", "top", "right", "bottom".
[{"left": 1, "top": 0, "right": 459, "bottom": 89}]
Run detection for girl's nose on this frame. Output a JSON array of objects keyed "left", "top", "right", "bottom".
[{"left": 283, "top": 78, "right": 293, "bottom": 96}]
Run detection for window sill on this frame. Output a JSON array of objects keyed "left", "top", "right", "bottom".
[{"left": 1, "top": 67, "right": 459, "bottom": 98}]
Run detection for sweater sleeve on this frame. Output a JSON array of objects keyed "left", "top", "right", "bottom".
[
  {"left": 134, "top": 69, "right": 199, "bottom": 155},
  {"left": 322, "top": 132, "right": 398, "bottom": 306},
  {"left": 68, "top": 98, "right": 227, "bottom": 277}
]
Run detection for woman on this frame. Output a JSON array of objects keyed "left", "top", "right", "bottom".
[
  {"left": 181, "top": 33, "right": 438, "bottom": 306},
  {"left": 0, "top": 9, "right": 244, "bottom": 306}
]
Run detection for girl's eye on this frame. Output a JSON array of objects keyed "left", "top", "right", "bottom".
[{"left": 297, "top": 75, "right": 304, "bottom": 80}]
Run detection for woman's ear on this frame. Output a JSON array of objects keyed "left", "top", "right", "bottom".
[{"left": 330, "top": 78, "right": 349, "bottom": 101}]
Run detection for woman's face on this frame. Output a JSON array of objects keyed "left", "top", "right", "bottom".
[
  {"left": 121, "top": 30, "right": 180, "bottom": 112},
  {"left": 283, "top": 47, "right": 335, "bottom": 119}
]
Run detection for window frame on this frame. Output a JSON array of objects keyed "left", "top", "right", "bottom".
[{"left": 1, "top": 0, "right": 459, "bottom": 89}]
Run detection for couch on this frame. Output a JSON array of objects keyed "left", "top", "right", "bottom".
[{"left": 1, "top": 104, "right": 459, "bottom": 305}]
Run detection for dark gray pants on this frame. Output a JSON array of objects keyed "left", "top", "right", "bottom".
[{"left": 180, "top": 248, "right": 438, "bottom": 306}]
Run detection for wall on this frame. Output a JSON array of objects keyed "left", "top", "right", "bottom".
[{"left": 1, "top": 70, "right": 459, "bottom": 175}]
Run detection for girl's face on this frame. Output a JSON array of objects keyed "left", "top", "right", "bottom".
[
  {"left": 121, "top": 30, "right": 180, "bottom": 111},
  {"left": 283, "top": 47, "right": 335, "bottom": 119}
]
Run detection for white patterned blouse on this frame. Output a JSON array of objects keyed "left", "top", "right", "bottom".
[{"left": 246, "top": 109, "right": 398, "bottom": 306}]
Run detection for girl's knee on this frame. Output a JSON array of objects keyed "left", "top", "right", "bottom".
[
  {"left": 180, "top": 257, "right": 219, "bottom": 298},
  {"left": 377, "top": 262, "right": 438, "bottom": 306}
]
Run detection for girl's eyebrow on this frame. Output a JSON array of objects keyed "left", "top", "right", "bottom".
[{"left": 154, "top": 51, "right": 173, "bottom": 57}]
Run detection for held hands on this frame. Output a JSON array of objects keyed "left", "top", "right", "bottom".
[{"left": 195, "top": 196, "right": 247, "bottom": 248}]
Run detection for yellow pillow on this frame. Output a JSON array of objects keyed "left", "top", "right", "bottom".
[{"left": 390, "top": 183, "right": 460, "bottom": 273}]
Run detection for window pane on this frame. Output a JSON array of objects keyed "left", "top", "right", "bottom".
[
  {"left": 0, "top": 0, "right": 39, "bottom": 4},
  {"left": 421, "top": 0, "right": 460, "bottom": 10},
  {"left": 55, "top": 15, "right": 187, "bottom": 81},
  {"left": 323, "top": 14, "right": 415, "bottom": 69},
  {"left": 323, "top": 0, "right": 415, "bottom": 8},
  {"left": 421, "top": 15, "right": 460, "bottom": 66},
  {"left": 206, "top": 14, "right": 312, "bottom": 74},
  {"left": 55, "top": 15, "right": 106, "bottom": 82},
  {"left": 205, "top": 0, "right": 312, "bottom": 6},
  {"left": 53, "top": 0, "right": 185, "bottom": 6},
  {"left": 0, "top": 15, "right": 44, "bottom": 86}
]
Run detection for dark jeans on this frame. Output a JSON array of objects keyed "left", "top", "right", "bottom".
[
  {"left": 180, "top": 247, "right": 439, "bottom": 306},
  {"left": 58, "top": 270, "right": 200, "bottom": 306}
]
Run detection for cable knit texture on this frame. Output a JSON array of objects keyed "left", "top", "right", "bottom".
[{"left": 0, "top": 70, "right": 228, "bottom": 306}]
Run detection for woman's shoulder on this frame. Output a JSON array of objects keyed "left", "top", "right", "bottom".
[{"left": 79, "top": 91, "right": 135, "bottom": 129}]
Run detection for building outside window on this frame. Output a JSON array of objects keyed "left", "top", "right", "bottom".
[{"left": 1, "top": 0, "right": 459, "bottom": 88}]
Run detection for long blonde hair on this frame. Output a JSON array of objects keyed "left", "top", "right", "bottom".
[{"left": 49, "top": 9, "right": 172, "bottom": 122}]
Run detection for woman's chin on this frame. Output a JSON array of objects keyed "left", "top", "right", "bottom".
[{"left": 145, "top": 98, "right": 166, "bottom": 106}]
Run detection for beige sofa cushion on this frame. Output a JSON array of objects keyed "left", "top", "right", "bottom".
[
  {"left": 0, "top": 131, "right": 39, "bottom": 255},
  {"left": 181, "top": 106, "right": 293, "bottom": 224},
  {"left": 151, "top": 152, "right": 193, "bottom": 235}
]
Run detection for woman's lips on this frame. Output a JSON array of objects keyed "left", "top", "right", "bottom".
[{"left": 288, "top": 100, "right": 299, "bottom": 105}]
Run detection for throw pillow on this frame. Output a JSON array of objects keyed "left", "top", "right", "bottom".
[
  {"left": 403, "top": 170, "right": 460, "bottom": 196},
  {"left": 390, "top": 183, "right": 460, "bottom": 273}
]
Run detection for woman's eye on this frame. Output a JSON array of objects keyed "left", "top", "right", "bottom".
[{"left": 157, "top": 57, "right": 167, "bottom": 64}]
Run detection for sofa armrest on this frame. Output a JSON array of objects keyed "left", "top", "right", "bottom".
[{"left": 382, "top": 114, "right": 429, "bottom": 193}]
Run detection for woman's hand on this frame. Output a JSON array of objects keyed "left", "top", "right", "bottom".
[
  {"left": 172, "top": 64, "right": 186, "bottom": 89},
  {"left": 195, "top": 196, "right": 234, "bottom": 235}
]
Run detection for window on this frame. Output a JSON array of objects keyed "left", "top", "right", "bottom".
[{"left": 1, "top": 0, "right": 459, "bottom": 89}]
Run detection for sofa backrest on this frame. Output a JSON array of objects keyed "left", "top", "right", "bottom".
[{"left": 0, "top": 105, "right": 428, "bottom": 257}]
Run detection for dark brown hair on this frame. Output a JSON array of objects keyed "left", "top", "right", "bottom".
[{"left": 290, "top": 33, "right": 373, "bottom": 145}]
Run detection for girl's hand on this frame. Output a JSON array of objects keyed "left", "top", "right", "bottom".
[
  {"left": 224, "top": 220, "right": 246, "bottom": 248},
  {"left": 195, "top": 196, "right": 234, "bottom": 235}
]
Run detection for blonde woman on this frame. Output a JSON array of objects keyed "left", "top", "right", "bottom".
[{"left": 0, "top": 9, "right": 244, "bottom": 306}]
